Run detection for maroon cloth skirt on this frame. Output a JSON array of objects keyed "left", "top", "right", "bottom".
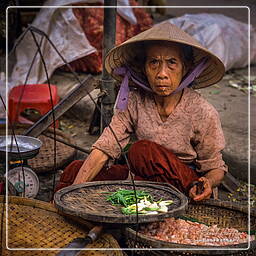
[{"left": 55, "top": 140, "right": 199, "bottom": 194}]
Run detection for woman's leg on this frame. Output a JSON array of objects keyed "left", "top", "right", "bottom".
[
  {"left": 55, "top": 160, "right": 84, "bottom": 192},
  {"left": 55, "top": 140, "right": 198, "bottom": 194},
  {"left": 128, "top": 140, "right": 199, "bottom": 194}
]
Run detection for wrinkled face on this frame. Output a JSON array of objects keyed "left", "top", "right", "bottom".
[{"left": 145, "top": 42, "right": 185, "bottom": 97}]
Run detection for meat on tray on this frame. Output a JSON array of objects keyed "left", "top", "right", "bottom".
[{"left": 139, "top": 218, "right": 255, "bottom": 246}]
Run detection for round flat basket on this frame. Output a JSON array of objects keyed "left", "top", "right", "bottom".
[
  {"left": 54, "top": 180, "right": 188, "bottom": 224},
  {"left": 0, "top": 124, "right": 76, "bottom": 173},
  {"left": 125, "top": 199, "right": 256, "bottom": 256},
  {"left": 0, "top": 196, "right": 123, "bottom": 256}
]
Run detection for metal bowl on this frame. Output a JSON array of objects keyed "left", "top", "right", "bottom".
[{"left": 0, "top": 135, "right": 42, "bottom": 160}]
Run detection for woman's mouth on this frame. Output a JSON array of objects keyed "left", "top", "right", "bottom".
[{"left": 156, "top": 85, "right": 169, "bottom": 89}]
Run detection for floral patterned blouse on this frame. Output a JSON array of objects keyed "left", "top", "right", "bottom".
[{"left": 92, "top": 88, "right": 227, "bottom": 173}]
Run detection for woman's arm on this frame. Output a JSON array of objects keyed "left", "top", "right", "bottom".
[
  {"left": 190, "top": 101, "right": 227, "bottom": 201},
  {"left": 73, "top": 149, "right": 109, "bottom": 184}
]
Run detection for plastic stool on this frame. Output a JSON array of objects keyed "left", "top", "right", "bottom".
[{"left": 8, "top": 84, "right": 59, "bottom": 127}]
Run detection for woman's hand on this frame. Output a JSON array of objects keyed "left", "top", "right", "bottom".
[
  {"left": 189, "top": 177, "right": 213, "bottom": 201},
  {"left": 189, "top": 169, "right": 225, "bottom": 201}
]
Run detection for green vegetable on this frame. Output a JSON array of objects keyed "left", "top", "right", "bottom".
[
  {"left": 106, "top": 189, "right": 153, "bottom": 207},
  {"left": 144, "top": 207, "right": 159, "bottom": 211},
  {"left": 105, "top": 189, "right": 173, "bottom": 215}
]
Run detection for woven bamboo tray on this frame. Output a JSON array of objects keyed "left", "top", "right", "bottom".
[
  {"left": 0, "top": 124, "right": 76, "bottom": 173},
  {"left": 54, "top": 180, "right": 188, "bottom": 224},
  {"left": 125, "top": 199, "right": 256, "bottom": 256},
  {"left": 0, "top": 196, "right": 123, "bottom": 256}
]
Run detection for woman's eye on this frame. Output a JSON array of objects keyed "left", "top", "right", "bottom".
[
  {"left": 149, "top": 59, "right": 159, "bottom": 65},
  {"left": 167, "top": 59, "right": 176, "bottom": 65}
]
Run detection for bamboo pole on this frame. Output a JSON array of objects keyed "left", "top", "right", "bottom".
[{"left": 100, "top": 0, "right": 117, "bottom": 132}]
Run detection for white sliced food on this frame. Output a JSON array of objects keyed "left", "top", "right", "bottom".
[
  {"left": 159, "top": 200, "right": 173, "bottom": 206},
  {"left": 149, "top": 202, "right": 158, "bottom": 208},
  {"left": 145, "top": 211, "right": 159, "bottom": 215},
  {"left": 158, "top": 205, "right": 168, "bottom": 213}
]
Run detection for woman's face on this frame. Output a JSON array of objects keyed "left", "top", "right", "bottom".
[{"left": 145, "top": 42, "right": 185, "bottom": 97}]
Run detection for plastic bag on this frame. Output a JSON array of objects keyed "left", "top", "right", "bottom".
[
  {"left": 165, "top": 13, "right": 256, "bottom": 71},
  {"left": 9, "top": 0, "right": 137, "bottom": 88},
  {"left": 45, "top": 0, "right": 137, "bottom": 24}
]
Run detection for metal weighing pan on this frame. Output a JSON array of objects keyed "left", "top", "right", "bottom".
[
  {"left": 54, "top": 180, "right": 188, "bottom": 224},
  {"left": 0, "top": 135, "right": 42, "bottom": 160}
]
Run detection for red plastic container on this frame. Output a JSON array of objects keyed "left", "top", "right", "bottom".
[{"left": 8, "top": 84, "right": 59, "bottom": 127}]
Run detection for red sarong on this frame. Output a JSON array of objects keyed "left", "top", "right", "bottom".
[{"left": 55, "top": 140, "right": 199, "bottom": 194}]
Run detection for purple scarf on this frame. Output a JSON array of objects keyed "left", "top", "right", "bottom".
[{"left": 114, "top": 57, "right": 209, "bottom": 111}]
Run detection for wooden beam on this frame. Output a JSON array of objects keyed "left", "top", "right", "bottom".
[{"left": 24, "top": 75, "right": 97, "bottom": 138}]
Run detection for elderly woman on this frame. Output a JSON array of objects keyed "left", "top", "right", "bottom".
[{"left": 56, "top": 22, "right": 227, "bottom": 201}]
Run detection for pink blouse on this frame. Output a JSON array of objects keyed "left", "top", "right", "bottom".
[{"left": 92, "top": 88, "right": 227, "bottom": 173}]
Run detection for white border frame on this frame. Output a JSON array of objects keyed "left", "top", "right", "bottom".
[{"left": 5, "top": 5, "right": 251, "bottom": 252}]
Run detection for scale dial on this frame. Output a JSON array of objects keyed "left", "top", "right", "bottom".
[{"left": 5, "top": 166, "right": 39, "bottom": 198}]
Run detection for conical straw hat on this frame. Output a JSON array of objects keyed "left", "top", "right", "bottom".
[{"left": 105, "top": 22, "right": 225, "bottom": 89}]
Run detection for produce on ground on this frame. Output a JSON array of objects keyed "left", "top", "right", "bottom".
[
  {"left": 139, "top": 218, "right": 255, "bottom": 246},
  {"left": 105, "top": 189, "right": 173, "bottom": 215}
]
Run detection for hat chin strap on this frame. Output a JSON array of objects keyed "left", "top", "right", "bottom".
[{"left": 113, "top": 57, "right": 209, "bottom": 111}]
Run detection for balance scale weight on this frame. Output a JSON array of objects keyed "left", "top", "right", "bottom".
[{"left": 0, "top": 135, "right": 42, "bottom": 198}]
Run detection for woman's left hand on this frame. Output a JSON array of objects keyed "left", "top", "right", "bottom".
[{"left": 189, "top": 177, "right": 213, "bottom": 201}]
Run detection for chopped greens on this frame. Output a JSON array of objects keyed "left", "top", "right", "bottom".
[
  {"left": 105, "top": 189, "right": 173, "bottom": 215},
  {"left": 106, "top": 189, "right": 153, "bottom": 207}
]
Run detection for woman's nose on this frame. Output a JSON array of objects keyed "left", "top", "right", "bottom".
[{"left": 156, "top": 62, "right": 168, "bottom": 79}]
